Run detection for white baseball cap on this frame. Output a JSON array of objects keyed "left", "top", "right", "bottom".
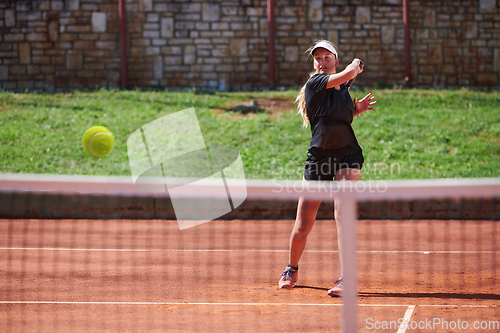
[{"left": 310, "top": 41, "right": 338, "bottom": 58}]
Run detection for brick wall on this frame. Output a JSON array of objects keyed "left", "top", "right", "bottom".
[{"left": 1, "top": 0, "right": 499, "bottom": 91}]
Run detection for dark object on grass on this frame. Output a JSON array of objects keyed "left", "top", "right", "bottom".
[{"left": 232, "top": 100, "right": 264, "bottom": 114}]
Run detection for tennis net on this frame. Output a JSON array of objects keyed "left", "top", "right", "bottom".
[{"left": 1, "top": 173, "right": 499, "bottom": 333}]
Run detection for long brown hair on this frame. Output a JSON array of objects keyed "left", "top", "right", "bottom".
[{"left": 295, "top": 40, "right": 339, "bottom": 127}]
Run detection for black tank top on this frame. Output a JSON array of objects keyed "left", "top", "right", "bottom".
[{"left": 305, "top": 74, "right": 362, "bottom": 156}]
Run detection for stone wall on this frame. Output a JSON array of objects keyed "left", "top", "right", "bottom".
[
  {"left": 1, "top": 0, "right": 499, "bottom": 91},
  {"left": 0, "top": 0, "right": 122, "bottom": 91},
  {"left": 410, "top": 0, "right": 500, "bottom": 87}
]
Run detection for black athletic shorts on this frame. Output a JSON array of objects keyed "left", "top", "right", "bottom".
[{"left": 303, "top": 150, "right": 364, "bottom": 181}]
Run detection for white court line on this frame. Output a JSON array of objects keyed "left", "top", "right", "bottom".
[
  {"left": 0, "top": 301, "right": 337, "bottom": 306},
  {"left": 0, "top": 247, "right": 288, "bottom": 252},
  {"left": 0, "top": 248, "right": 498, "bottom": 254},
  {"left": 0, "top": 301, "right": 495, "bottom": 308},
  {"left": 397, "top": 305, "right": 416, "bottom": 333}
]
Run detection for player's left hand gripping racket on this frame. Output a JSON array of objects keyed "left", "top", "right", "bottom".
[{"left": 346, "top": 60, "right": 364, "bottom": 89}]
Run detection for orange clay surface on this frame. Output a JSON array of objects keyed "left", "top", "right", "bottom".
[{"left": 1, "top": 219, "right": 498, "bottom": 332}]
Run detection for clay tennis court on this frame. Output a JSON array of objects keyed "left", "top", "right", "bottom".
[{"left": 1, "top": 218, "right": 498, "bottom": 332}]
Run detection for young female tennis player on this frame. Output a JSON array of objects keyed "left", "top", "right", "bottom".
[{"left": 278, "top": 40, "right": 376, "bottom": 296}]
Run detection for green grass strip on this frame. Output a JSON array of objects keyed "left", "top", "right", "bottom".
[{"left": 0, "top": 88, "right": 499, "bottom": 180}]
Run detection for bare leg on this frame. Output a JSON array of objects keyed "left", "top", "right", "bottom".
[
  {"left": 288, "top": 179, "right": 322, "bottom": 267},
  {"left": 333, "top": 168, "right": 361, "bottom": 277}
]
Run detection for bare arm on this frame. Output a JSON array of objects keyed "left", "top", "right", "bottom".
[{"left": 325, "top": 58, "right": 364, "bottom": 90}]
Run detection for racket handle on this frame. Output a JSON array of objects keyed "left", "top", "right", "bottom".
[{"left": 346, "top": 61, "right": 364, "bottom": 88}]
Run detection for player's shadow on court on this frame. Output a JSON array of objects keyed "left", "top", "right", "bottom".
[
  {"left": 295, "top": 285, "right": 330, "bottom": 291},
  {"left": 294, "top": 287, "right": 500, "bottom": 300},
  {"left": 359, "top": 292, "right": 500, "bottom": 300}
]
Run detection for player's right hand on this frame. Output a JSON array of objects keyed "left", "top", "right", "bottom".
[{"left": 352, "top": 58, "right": 364, "bottom": 74}]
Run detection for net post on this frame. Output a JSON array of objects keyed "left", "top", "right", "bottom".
[{"left": 339, "top": 190, "right": 358, "bottom": 333}]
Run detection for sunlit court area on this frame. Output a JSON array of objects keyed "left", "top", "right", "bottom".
[{"left": 1, "top": 177, "right": 499, "bottom": 332}]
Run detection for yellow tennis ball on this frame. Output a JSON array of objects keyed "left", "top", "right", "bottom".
[{"left": 82, "top": 126, "right": 114, "bottom": 158}]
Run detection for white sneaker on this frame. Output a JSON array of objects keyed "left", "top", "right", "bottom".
[
  {"left": 279, "top": 268, "right": 298, "bottom": 288},
  {"left": 327, "top": 277, "right": 343, "bottom": 297}
]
